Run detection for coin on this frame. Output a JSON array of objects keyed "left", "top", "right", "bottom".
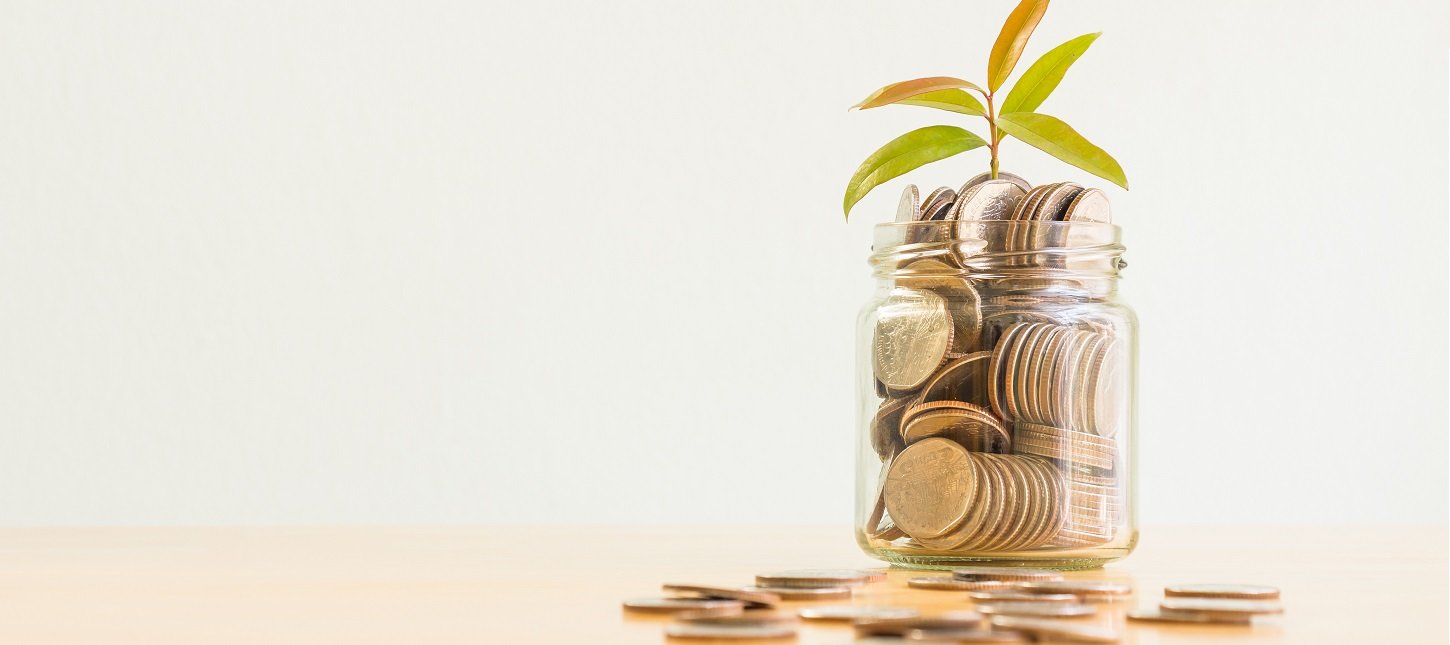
[
  {"left": 951, "top": 180, "right": 1027, "bottom": 221},
  {"left": 1063, "top": 188, "right": 1111, "bottom": 223},
  {"left": 664, "top": 623, "right": 798, "bottom": 640},
  {"left": 952, "top": 567, "right": 1064, "bottom": 582},
  {"left": 754, "top": 569, "right": 877, "bottom": 588},
  {"left": 900, "top": 401, "right": 1011, "bottom": 452},
  {"left": 975, "top": 602, "right": 1096, "bottom": 618},
  {"left": 916, "top": 352, "right": 992, "bottom": 405},
  {"left": 897, "top": 184, "right": 922, "bottom": 223},
  {"left": 884, "top": 438, "right": 977, "bottom": 539},
  {"left": 741, "top": 585, "right": 853, "bottom": 601},
  {"left": 968, "top": 591, "right": 1079, "bottom": 603},
  {"left": 1126, "top": 608, "right": 1253, "bottom": 624},
  {"left": 873, "top": 288, "right": 954, "bottom": 392},
  {"left": 898, "top": 258, "right": 982, "bottom": 353},
  {"left": 1016, "top": 580, "right": 1133, "bottom": 597},
  {"left": 959, "top": 171, "right": 1030, "bottom": 194},
  {"left": 797, "top": 605, "right": 919, "bottom": 621},
  {"left": 1158, "top": 598, "right": 1285, "bottom": 616},
  {"left": 988, "top": 615, "right": 1120, "bottom": 643},
  {"left": 870, "top": 397, "right": 911, "bottom": 459},
  {"left": 674, "top": 609, "right": 800, "bottom": 626},
  {"left": 921, "top": 186, "right": 957, "bottom": 220},
  {"left": 623, "top": 597, "right": 746, "bottom": 614},
  {"left": 855, "top": 614, "right": 985, "bottom": 637},
  {"left": 662, "top": 584, "right": 780, "bottom": 607},
  {"left": 1033, "top": 183, "right": 1083, "bottom": 221},
  {"left": 908, "top": 576, "right": 1010, "bottom": 591},
  {"left": 1163, "top": 584, "right": 1280, "bottom": 600},
  {"left": 904, "top": 628, "right": 1028, "bottom": 642}
]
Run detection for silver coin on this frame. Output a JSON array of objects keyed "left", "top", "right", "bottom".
[
  {"left": 664, "top": 622, "right": 798, "bottom": 640},
  {"left": 798, "top": 605, "right": 919, "bottom": 621},
  {"left": 871, "top": 289, "right": 953, "bottom": 392},
  {"left": 622, "top": 597, "right": 746, "bottom": 614},
  {"left": 1127, "top": 608, "right": 1253, "bottom": 624},
  {"left": 908, "top": 577, "right": 1009, "bottom": 591},
  {"left": 905, "top": 628, "right": 1028, "bottom": 642},
  {"left": 975, "top": 602, "right": 1096, "bottom": 618},
  {"left": 741, "top": 585, "right": 852, "bottom": 601},
  {"left": 960, "top": 171, "right": 1030, "bottom": 193},
  {"left": 1033, "top": 182, "right": 1084, "bottom": 221},
  {"left": 756, "top": 569, "right": 879, "bottom": 588},
  {"left": 952, "top": 567, "right": 1063, "bottom": 582},
  {"left": 920, "top": 186, "right": 956, "bottom": 218},
  {"left": 1163, "top": 583, "right": 1280, "bottom": 600},
  {"left": 1159, "top": 597, "right": 1285, "bottom": 616},
  {"left": 1063, "top": 187, "right": 1111, "bottom": 223},
  {"left": 954, "top": 181, "right": 1026, "bottom": 221},
  {"left": 674, "top": 609, "right": 801, "bottom": 626},
  {"left": 968, "top": 591, "right": 1079, "bottom": 604},
  {"left": 897, "top": 184, "right": 922, "bottom": 223},
  {"left": 1016, "top": 580, "right": 1133, "bottom": 596}
]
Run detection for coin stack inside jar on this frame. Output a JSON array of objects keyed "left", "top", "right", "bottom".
[{"left": 865, "top": 172, "right": 1128, "bottom": 554}]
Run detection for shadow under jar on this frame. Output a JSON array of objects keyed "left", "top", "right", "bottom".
[{"left": 856, "top": 220, "right": 1137, "bottom": 570}]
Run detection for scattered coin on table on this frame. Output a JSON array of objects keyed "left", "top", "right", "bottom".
[
  {"left": 969, "top": 590, "right": 1079, "bottom": 603},
  {"left": 855, "top": 613, "right": 986, "bottom": 637},
  {"left": 1164, "top": 583, "right": 1281, "bottom": 600},
  {"left": 754, "top": 568, "right": 881, "bottom": 588},
  {"left": 673, "top": 609, "right": 799, "bottom": 626},
  {"left": 905, "top": 627, "right": 1029, "bottom": 642},
  {"left": 1015, "top": 579, "right": 1133, "bottom": 597},
  {"left": 1126, "top": 608, "right": 1253, "bottom": 625},
  {"left": 740, "top": 584, "right": 851, "bottom": 600},
  {"left": 1159, "top": 597, "right": 1285, "bottom": 617},
  {"left": 622, "top": 597, "right": 745, "bottom": 614},
  {"left": 661, "top": 583, "right": 778, "bottom": 607}
]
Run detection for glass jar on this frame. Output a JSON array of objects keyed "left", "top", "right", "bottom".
[{"left": 855, "top": 219, "right": 1137, "bottom": 569}]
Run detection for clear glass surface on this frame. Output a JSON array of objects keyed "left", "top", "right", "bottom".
[{"left": 856, "top": 220, "right": 1138, "bottom": 569}]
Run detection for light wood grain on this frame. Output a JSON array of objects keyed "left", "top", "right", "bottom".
[{"left": 0, "top": 526, "right": 1442, "bottom": 643}]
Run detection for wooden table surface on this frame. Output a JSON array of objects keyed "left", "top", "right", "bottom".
[{"left": 0, "top": 525, "right": 1443, "bottom": 643}]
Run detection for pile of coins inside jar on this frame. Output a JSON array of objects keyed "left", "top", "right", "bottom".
[{"left": 865, "top": 171, "right": 1130, "bottom": 554}]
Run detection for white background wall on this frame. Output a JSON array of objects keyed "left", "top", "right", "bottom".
[{"left": 1, "top": 1, "right": 1445, "bottom": 526}]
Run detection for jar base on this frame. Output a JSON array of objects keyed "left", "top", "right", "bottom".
[{"left": 856, "top": 529, "right": 1138, "bottom": 571}]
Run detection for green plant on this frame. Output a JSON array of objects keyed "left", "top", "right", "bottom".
[{"left": 842, "top": 0, "right": 1127, "bottom": 220}]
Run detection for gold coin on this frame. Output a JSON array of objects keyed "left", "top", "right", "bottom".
[
  {"left": 1163, "top": 584, "right": 1280, "bottom": 600},
  {"left": 898, "top": 259, "right": 982, "bottom": 353},
  {"left": 622, "top": 597, "right": 745, "bottom": 614},
  {"left": 662, "top": 584, "right": 779, "bottom": 607},
  {"left": 1012, "top": 439, "right": 1115, "bottom": 470},
  {"left": 1126, "top": 608, "right": 1252, "bottom": 624},
  {"left": 909, "top": 577, "right": 1010, "bottom": 591},
  {"left": 754, "top": 569, "right": 877, "bottom": 588},
  {"left": 797, "top": 605, "right": 918, "bottom": 622},
  {"left": 913, "top": 452, "right": 990, "bottom": 550},
  {"left": 873, "top": 288, "right": 954, "bottom": 392},
  {"left": 988, "top": 616, "right": 1119, "bottom": 643},
  {"left": 741, "top": 585, "right": 852, "bottom": 601},
  {"left": 884, "top": 439, "right": 976, "bottom": 539},
  {"left": 976, "top": 602, "right": 1096, "bottom": 618},
  {"left": 916, "top": 351, "right": 993, "bottom": 405},
  {"left": 987, "top": 322, "right": 1028, "bottom": 419},
  {"left": 1159, "top": 598, "right": 1284, "bottom": 616},
  {"left": 952, "top": 567, "right": 1064, "bottom": 582},
  {"left": 900, "top": 401, "right": 1010, "bottom": 452},
  {"left": 871, "top": 397, "right": 911, "bottom": 459},
  {"left": 664, "top": 622, "right": 797, "bottom": 640}
]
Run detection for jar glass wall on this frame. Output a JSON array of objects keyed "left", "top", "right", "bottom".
[{"left": 856, "top": 220, "right": 1137, "bottom": 570}]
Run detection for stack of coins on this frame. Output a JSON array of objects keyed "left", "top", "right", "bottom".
[{"left": 867, "top": 173, "right": 1127, "bottom": 554}]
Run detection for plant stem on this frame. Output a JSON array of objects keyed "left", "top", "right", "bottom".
[{"left": 985, "top": 92, "right": 1000, "bottom": 179}]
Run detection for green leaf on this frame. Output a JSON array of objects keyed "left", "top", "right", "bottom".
[
  {"left": 1000, "top": 32, "right": 1100, "bottom": 116},
  {"left": 987, "top": 0, "right": 1051, "bottom": 92},
  {"left": 996, "top": 112, "right": 1127, "bottom": 189},
  {"left": 843, "top": 126, "right": 989, "bottom": 219},
  {"left": 853, "top": 77, "right": 986, "bottom": 110},
  {"left": 897, "top": 89, "right": 987, "bottom": 117}
]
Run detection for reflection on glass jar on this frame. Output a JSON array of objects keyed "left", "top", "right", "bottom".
[{"left": 857, "top": 220, "right": 1137, "bottom": 569}]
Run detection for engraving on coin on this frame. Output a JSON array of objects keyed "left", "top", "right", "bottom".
[
  {"left": 873, "top": 288, "right": 954, "bottom": 392},
  {"left": 883, "top": 438, "right": 976, "bottom": 539}
]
